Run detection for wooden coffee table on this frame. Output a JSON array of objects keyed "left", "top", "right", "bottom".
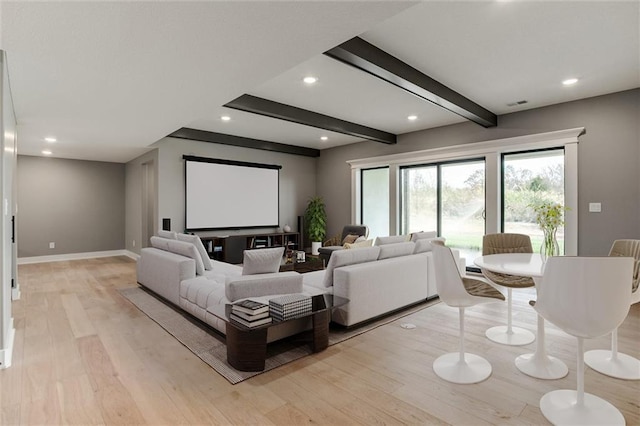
[{"left": 209, "top": 294, "right": 347, "bottom": 371}]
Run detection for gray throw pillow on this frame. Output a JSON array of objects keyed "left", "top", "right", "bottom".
[
  {"left": 177, "top": 233, "right": 213, "bottom": 271},
  {"left": 378, "top": 242, "right": 416, "bottom": 260},
  {"left": 242, "top": 247, "right": 284, "bottom": 275},
  {"left": 157, "top": 230, "right": 177, "bottom": 239},
  {"left": 166, "top": 239, "right": 205, "bottom": 276}
]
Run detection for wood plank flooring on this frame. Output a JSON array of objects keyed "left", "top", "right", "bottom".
[{"left": 2, "top": 256, "right": 638, "bottom": 425}]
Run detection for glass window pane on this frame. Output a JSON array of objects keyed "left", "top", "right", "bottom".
[
  {"left": 400, "top": 166, "right": 437, "bottom": 234},
  {"left": 361, "top": 167, "right": 389, "bottom": 241},
  {"left": 503, "top": 149, "right": 565, "bottom": 254},
  {"left": 440, "top": 161, "right": 485, "bottom": 266}
]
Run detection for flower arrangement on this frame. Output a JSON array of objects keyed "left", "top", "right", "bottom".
[{"left": 531, "top": 201, "right": 566, "bottom": 258}]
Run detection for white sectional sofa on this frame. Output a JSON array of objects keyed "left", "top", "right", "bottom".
[{"left": 136, "top": 231, "right": 464, "bottom": 333}]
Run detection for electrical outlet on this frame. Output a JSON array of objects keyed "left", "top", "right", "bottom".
[{"left": 49, "top": 242, "right": 55, "bottom": 249}]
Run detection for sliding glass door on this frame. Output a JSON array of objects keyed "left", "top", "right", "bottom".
[
  {"left": 361, "top": 167, "right": 389, "bottom": 241},
  {"left": 401, "top": 159, "right": 485, "bottom": 266}
]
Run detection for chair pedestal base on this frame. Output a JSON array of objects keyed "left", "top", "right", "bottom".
[
  {"left": 584, "top": 349, "right": 640, "bottom": 380},
  {"left": 540, "top": 390, "right": 625, "bottom": 426},
  {"left": 486, "top": 325, "right": 535, "bottom": 346},
  {"left": 515, "top": 352, "right": 568, "bottom": 380},
  {"left": 433, "top": 353, "right": 491, "bottom": 384}
]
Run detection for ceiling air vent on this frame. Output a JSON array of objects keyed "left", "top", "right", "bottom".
[{"left": 507, "top": 100, "right": 528, "bottom": 107}]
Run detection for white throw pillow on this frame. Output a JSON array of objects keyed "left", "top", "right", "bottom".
[
  {"left": 374, "top": 235, "right": 409, "bottom": 246},
  {"left": 242, "top": 247, "right": 284, "bottom": 275},
  {"left": 166, "top": 239, "right": 205, "bottom": 276},
  {"left": 157, "top": 230, "right": 177, "bottom": 239},
  {"left": 322, "top": 246, "right": 380, "bottom": 288},
  {"left": 413, "top": 237, "right": 446, "bottom": 253},
  {"left": 150, "top": 235, "right": 170, "bottom": 251},
  {"left": 410, "top": 231, "right": 438, "bottom": 242},
  {"left": 177, "top": 233, "right": 213, "bottom": 271},
  {"left": 378, "top": 242, "right": 416, "bottom": 260}
]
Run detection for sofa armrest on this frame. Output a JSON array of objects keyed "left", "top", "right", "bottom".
[
  {"left": 137, "top": 247, "right": 196, "bottom": 305},
  {"left": 225, "top": 271, "right": 303, "bottom": 302}
]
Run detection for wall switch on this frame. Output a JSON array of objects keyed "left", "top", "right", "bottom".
[
  {"left": 589, "top": 202, "right": 602, "bottom": 213},
  {"left": 132, "top": 240, "right": 136, "bottom": 247},
  {"left": 49, "top": 242, "right": 55, "bottom": 249}
]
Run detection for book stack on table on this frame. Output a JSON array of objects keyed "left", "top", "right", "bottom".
[
  {"left": 230, "top": 300, "right": 272, "bottom": 328},
  {"left": 269, "top": 294, "right": 312, "bottom": 321}
]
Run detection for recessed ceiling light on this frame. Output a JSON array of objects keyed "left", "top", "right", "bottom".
[
  {"left": 562, "top": 78, "right": 578, "bottom": 86},
  {"left": 320, "top": 136, "right": 328, "bottom": 141},
  {"left": 407, "top": 115, "right": 418, "bottom": 121},
  {"left": 42, "top": 150, "right": 52, "bottom": 155},
  {"left": 44, "top": 137, "right": 56, "bottom": 143},
  {"left": 303, "top": 76, "right": 318, "bottom": 84},
  {"left": 221, "top": 115, "right": 231, "bottom": 121}
]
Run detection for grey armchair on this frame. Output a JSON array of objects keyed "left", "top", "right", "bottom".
[{"left": 317, "top": 224, "right": 369, "bottom": 263}]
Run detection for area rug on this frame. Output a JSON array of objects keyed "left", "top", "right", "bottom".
[{"left": 119, "top": 286, "right": 438, "bottom": 384}]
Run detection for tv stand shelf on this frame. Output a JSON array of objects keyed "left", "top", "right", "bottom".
[{"left": 201, "top": 232, "right": 299, "bottom": 264}]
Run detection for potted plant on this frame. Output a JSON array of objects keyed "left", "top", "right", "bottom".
[{"left": 304, "top": 196, "right": 327, "bottom": 255}]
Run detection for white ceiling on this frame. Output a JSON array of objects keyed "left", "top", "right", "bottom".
[{"left": 2, "top": 1, "right": 638, "bottom": 163}]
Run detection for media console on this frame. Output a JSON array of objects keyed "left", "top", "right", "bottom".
[{"left": 200, "top": 232, "right": 300, "bottom": 264}]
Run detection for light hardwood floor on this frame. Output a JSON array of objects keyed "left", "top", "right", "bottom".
[{"left": 2, "top": 256, "right": 638, "bottom": 425}]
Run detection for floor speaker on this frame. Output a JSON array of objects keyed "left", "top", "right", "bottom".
[{"left": 162, "top": 218, "right": 171, "bottom": 231}]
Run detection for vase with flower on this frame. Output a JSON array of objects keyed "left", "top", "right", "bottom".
[{"left": 532, "top": 201, "right": 566, "bottom": 261}]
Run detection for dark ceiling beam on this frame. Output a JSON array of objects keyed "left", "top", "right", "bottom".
[
  {"left": 324, "top": 37, "right": 497, "bottom": 128},
  {"left": 225, "top": 94, "right": 396, "bottom": 145},
  {"left": 168, "top": 127, "right": 320, "bottom": 158}
]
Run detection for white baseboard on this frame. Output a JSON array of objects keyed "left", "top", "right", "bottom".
[
  {"left": 18, "top": 249, "right": 139, "bottom": 265},
  {"left": 0, "top": 318, "right": 15, "bottom": 369}
]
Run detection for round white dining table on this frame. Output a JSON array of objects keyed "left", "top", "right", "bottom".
[{"left": 474, "top": 253, "right": 569, "bottom": 380}]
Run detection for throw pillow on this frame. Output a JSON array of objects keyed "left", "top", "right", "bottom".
[
  {"left": 410, "top": 231, "right": 438, "bottom": 242},
  {"left": 374, "top": 235, "right": 409, "bottom": 246},
  {"left": 150, "top": 235, "right": 170, "bottom": 251},
  {"left": 242, "top": 247, "right": 284, "bottom": 275},
  {"left": 378, "top": 242, "right": 416, "bottom": 260},
  {"left": 166, "top": 239, "right": 205, "bottom": 276},
  {"left": 322, "top": 246, "right": 380, "bottom": 288},
  {"left": 343, "top": 239, "right": 374, "bottom": 249},
  {"left": 177, "top": 233, "right": 213, "bottom": 271},
  {"left": 157, "top": 230, "right": 177, "bottom": 239},
  {"left": 414, "top": 237, "right": 446, "bottom": 253},
  {"left": 341, "top": 233, "right": 360, "bottom": 245}
]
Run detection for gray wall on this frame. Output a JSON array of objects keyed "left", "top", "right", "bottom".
[
  {"left": 17, "top": 155, "right": 125, "bottom": 257},
  {"left": 318, "top": 89, "right": 640, "bottom": 256},
  {"left": 124, "top": 137, "right": 317, "bottom": 249}
]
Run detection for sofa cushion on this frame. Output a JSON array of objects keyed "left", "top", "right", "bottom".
[
  {"left": 242, "top": 247, "right": 284, "bottom": 275},
  {"left": 378, "top": 242, "right": 416, "bottom": 260},
  {"left": 225, "top": 271, "right": 303, "bottom": 302},
  {"left": 177, "top": 233, "right": 213, "bottom": 271},
  {"left": 165, "top": 239, "right": 206, "bottom": 276},
  {"left": 157, "top": 230, "right": 177, "bottom": 239},
  {"left": 410, "top": 231, "right": 437, "bottom": 242},
  {"left": 414, "top": 237, "right": 446, "bottom": 253},
  {"left": 322, "top": 246, "right": 380, "bottom": 288},
  {"left": 344, "top": 239, "right": 373, "bottom": 249},
  {"left": 374, "top": 235, "right": 408, "bottom": 246},
  {"left": 150, "top": 235, "right": 170, "bottom": 251}
]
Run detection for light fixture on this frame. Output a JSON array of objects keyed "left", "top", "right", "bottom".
[
  {"left": 320, "top": 136, "right": 328, "bottom": 141},
  {"left": 303, "top": 76, "right": 318, "bottom": 84},
  {"left": 408, "top": 115, "right": 418, "bottom": 121},
  {"left": 44, "top": 137, "right": 56, "bottom": 143},
  {"left": 562, "top": 78, "right": 578, "bottom": 86},
  {"left": 221, "top": 115, "right": 231, "bottom": 121},
  {"left": 42, "top": 150, "right": 52, "bottom": 155}
]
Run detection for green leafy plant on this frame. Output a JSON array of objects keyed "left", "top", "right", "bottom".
[
  {"left": 531, "top": 201, "right": 568, "bottom": 258},
  {"left": 304, "top": 196, "right": 327, "bottom": 242}
]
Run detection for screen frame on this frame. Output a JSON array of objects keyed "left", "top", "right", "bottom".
[{"left": 183, "top": 155, "right": 281, "bottom": 232}]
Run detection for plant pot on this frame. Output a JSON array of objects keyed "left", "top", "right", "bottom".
[{"left": 311, "top": 241, "right": 321, "bottom": 255}]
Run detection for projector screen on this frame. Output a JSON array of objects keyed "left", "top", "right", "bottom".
[{"left": 184, "top": 156, "right": 280, "bottom": 231}]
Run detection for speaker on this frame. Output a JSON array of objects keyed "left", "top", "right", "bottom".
[
  {"left": 162, "top": 218, "right": 171, "bottom": 231},
  {"left": 297, "top": 215, "right": 305, "bottom": 251}
]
